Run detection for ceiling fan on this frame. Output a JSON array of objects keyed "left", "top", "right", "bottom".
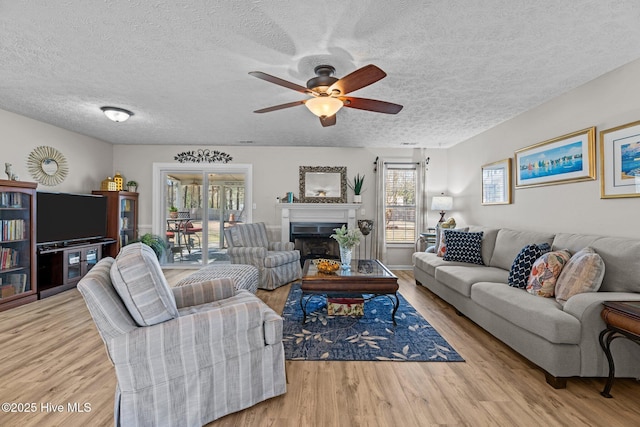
[{"left": 249, "top": 64, "right": 403, "bottom": 127}]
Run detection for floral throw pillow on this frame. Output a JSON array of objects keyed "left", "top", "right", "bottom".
[
  {"left": 526, "top": 249, "right": 571, "bottom": 297},
  {"left": 508, "top": 243, "right": 551, "bottom": 289}
]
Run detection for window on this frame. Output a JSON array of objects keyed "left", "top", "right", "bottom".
[{"left": 384, "top": 165, "right": 417, "bottom": 243}]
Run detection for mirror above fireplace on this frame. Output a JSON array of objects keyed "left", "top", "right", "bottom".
[{"left": 299, "top": 166, "right": 347, "bottom": 203}]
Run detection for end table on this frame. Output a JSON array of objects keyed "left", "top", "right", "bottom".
[{"left": 599, "top": 301, "right": 640, "bottom": 398}]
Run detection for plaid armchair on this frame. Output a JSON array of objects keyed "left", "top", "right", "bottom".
[
  {"left": 77, "top": 243, "right": 286, "bottom": 427},
  {"left": 224, "top": 222, "right": 301, "bottom": 290}
]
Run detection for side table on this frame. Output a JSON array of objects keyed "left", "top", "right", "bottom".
[{"left": 599, "top": 301, "right": 640, "bottom": 398}]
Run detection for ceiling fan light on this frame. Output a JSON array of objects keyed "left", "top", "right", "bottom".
[
  {"left": 305, "top": 96, "right": 343, "bottom": 118},
  {"left": 101, "top": 106, "right": 133, "bottom": 122}
]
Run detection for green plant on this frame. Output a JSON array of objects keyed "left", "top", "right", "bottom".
[
  {"left": 126, "top": 180, "right": 138, "bottom": 187},
  {"left": 348, "top": 173, "right": 365, "bottom": 195},
  {"left": 330, "top": 225, "right": 363, "bottom": 249},
  {"left": 169, "top": 205, "right": 178, "bottom": 212},
  {"left": 129, "top": 233, "right": 166, "bottom": 259}
]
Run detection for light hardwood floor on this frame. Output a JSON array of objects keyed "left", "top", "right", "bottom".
[{"left": 0, "top": 270, "right": 639, "bottom": 426}]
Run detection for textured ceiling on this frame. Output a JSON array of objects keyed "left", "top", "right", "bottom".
[{"left": 2, "top": 1, "right": 640, "bottom": 148}]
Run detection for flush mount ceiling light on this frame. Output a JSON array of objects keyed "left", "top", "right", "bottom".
[{"left": 101, "top": 106, "right": 133, "bottom": 122}]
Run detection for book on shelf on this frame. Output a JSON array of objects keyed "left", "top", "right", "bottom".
[
  {"left": 0, "top": 219, "right": 26, "bottom": 241},
  {"left": 0, "top": 192, "right": 22, "bottom": 208},
  {"left": 7, "top": 273, "right": 27, "bottom": 294},
  {"left": 0, "top": 246, "right": 20, "bottom": 269}
]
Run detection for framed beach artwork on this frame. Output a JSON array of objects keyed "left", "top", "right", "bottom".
[
  {"left": 600, "top": 120, "right": 640, "bottom": 198},
  {"left": 514, "top": 127, "right": 596, "bottom": 188},
  {"left": 481, "top": 158, "right": 512, "bottom": 205}
]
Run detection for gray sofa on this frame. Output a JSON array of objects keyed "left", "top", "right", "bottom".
[{"left": 412, "top": 226, "right": 640, "bottom": 388}]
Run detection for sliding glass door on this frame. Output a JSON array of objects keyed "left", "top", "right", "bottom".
[{"left": 153, "top": 163, "right": 252, "bottom": 267}]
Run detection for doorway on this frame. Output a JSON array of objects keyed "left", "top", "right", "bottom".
[{"left": 152, "top": 163, "right": 252, "bottom": 267}]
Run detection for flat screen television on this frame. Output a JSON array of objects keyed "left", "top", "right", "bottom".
[{"left": 36, "top": 192, "right": 108, "bottom": 245}]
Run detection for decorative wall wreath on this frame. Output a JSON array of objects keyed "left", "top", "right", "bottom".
[{"left": 174, "top": 149, "right": 232, "bottom": 163}]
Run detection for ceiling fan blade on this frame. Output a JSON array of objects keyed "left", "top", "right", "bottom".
[
  {"left": 340, "top": 96, "right": 403, "bottom": 114},
  {"left": 320, "top": 114, "right": 336, "bottom": 127},
  {"left": 254, "top": 100, "right": 305, "bottom": 113},
  {"left": 249, "top": 71, "right": 312, "bottom": 94},
  {"left": 328, "top": 64, "right": 387, "bottom": 95}
]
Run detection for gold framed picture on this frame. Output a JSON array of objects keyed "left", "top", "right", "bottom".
[
  {"left": 481, "top": 158, "right": 512, "bottom": 205},
  {"left": 600, "top": 119, "right": 640, "bottom": 198},
  {"left": 514, "top": 127, "right": 596, "bottom": 188}
]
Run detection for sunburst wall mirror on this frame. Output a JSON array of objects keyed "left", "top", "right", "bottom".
[{"left": 27, "top": 146, "right": 69, "bottom": 186}]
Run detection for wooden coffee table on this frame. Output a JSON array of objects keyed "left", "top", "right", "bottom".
[{"left": 300, "top": 259, "right": 399, "bottom": 324}]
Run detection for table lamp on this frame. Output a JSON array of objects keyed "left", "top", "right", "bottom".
[{"left": 431, "top": 194, "right": 453, "bottom": 223}]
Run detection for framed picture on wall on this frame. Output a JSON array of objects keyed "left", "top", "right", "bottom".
[
  {"left": 600, "top": 119, "right": 640, "bottom": 198},
  {"left": 514, "top": 127, "right": 596, "bottom": 188},
  {"left": 481, "top": 158, "right": 512, "bottom": 205}
]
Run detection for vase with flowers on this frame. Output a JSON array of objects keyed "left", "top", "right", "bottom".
[{"left": 330, "top": 225, "right": 363, "bottom": 270}]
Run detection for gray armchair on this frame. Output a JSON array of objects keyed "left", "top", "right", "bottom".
[
  {"left": 77, "top": 243, "right": 286, "bottom": 427},
  {"left": 224, "top": 222, "right": 301, "bottom": 290}
]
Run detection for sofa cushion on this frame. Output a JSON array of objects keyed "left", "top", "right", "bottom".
[
  {"left": 443, "top": 230, "right": 484, "bottom": 265},
  {"left": 412, "top": 252, "right": 471, "bottom": 277},
  {"left": 526, "top": 250, "right": 571, "bottom": 297},
  {"left": 471, "top": 282, "right": 581, "bottom": 344},
  {"left": 555, "top": 247, "right": 605, "bottom": 306},
  {"left": 110, "top": 243, "right": 179, "bottom": 327},
  {"left": 467, "top": 226, "right": 500, "bottom": 266},
  {"left": 489, "top": 229, "right": 555, "bottom": 271},
  {"left": 552, "top": 233, "right": 640, "bottom": 293},
  {"left": 508, "top": 243, "right": 551, "bottom": 289},
  {"left": 435, "top": 265, "right": 508, "bottom": 297}
]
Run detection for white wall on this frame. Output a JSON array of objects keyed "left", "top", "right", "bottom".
[
  {"left": 0, "top": 109, "right": 113, "bottom": 193},
  {"left": 447, "top": 58, "right": 640, "bottom": 239},
  {"left": 113, "top": 145, "right": 448, "bottom": 268}
]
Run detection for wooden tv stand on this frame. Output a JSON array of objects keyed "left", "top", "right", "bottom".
[{"left": 37, "top": 239, "right": 116, "bottom": 299}]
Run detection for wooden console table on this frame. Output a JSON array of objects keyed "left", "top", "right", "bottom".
[{"left": 599, "top": 301, "right": 640, "bottom": 398}]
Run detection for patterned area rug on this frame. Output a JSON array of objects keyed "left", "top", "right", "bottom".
[{"left": 282, "top": 283, "right": 464, "bottom": 362}]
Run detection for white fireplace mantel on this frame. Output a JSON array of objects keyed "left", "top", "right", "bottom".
[{"left": 277, "top": 203, "right": 360, "bottom": 242}]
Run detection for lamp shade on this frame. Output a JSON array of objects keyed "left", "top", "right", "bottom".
[
  {"left": 431, "top": 195, "right": 453, "bottom": 211},
  {"left": 101, "top": 106, "right": 133, "bottom": 122},
  {"left": 305, "top": 96, "right": 343, "bottom": 117}
]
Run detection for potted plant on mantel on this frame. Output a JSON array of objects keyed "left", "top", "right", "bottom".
[{"left": 348, "top": 173, "right": 365, "bottom": 203}]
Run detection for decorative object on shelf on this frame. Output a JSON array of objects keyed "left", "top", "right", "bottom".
[
  {"left": 174, "top": 149, "right": 232, "bottom": 163},
  {"left": 299, "top": 166, "right": 347, "bottom": 203},
  {"left": 482, "top": 158, "right": 512, "bottom": 205},
  {"left": 113, "top": 172, "right": 124, "bottom": 191},
  {"left": 440, "top": 217, "right": 456, "bottom": 229},
  {"left": 330, "top": 225, "right": 363, "bottom": 270},
  {"left": 4, "top": 163, "right": 18, "bottom": 180},
  {"left": 599, "top": 119, "right": 640, "bottom": 199},
  {"left": 431, "top": 193, "right": 453, "bottom": 223},
  {"left": 515, "top": 127, "right": 596, "bottom": 188},
  {"left": 100, "top": 176, "right": 117, "bottom": 191},
  {"left": 26, "top": 146, "right": 69, "bottom": 186},
  {"left": 348, "top": 173, "right": 365, "bottom": 203},
  {"left": 126, "top": 180, "right": 138, "bottom": 192},
  {"left": 169, "top": 206, "right": 179, "bottom": 219}
]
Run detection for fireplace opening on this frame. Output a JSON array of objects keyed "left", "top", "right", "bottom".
[{"left": 290, "top": 222, "right": 346, "bottom": 265}]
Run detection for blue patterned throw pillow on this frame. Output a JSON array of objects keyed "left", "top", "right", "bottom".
[
  {"left": 508, "top": 243, "right": 551, "bottom": 289},
  {"left": 442, "top": 230, "right": 484, "bottom": 265}
]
